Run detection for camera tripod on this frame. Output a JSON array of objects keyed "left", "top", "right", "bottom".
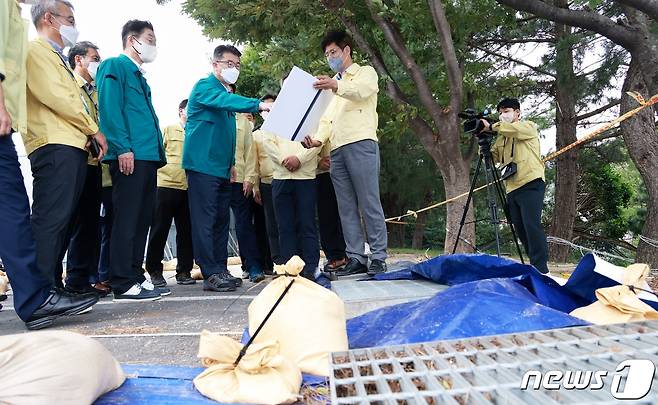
[{"left": 451, "top": 131, "right": 525, "bottom": 262}]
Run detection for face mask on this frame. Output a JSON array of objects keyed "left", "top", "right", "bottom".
[
  {"left": 133, "top": 38, "right": 158, "bottom": 63},
  {"left": 499, "top": 111, "right": 516, "bottom": 123},
  {"left": 328, "top": 56, "right": 343, "bottom": 73},
  {"left": 87, "top": 61, "right": 99, "bottom": 81},
  {"left": 222, "top": 67, "right": 240, "bottom": 84},
  {"left": 58, "top": 24, "right": 79, "bottom": 48}
]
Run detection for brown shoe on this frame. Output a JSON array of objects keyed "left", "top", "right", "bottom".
[
  {"left": 325, "top": 258, "right": 348, "bottom": 272},
  {"left": 93, "top": 281, "right": 112, "bottom": 296}
]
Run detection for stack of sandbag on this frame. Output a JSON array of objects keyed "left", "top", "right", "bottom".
[
  {"left": 570, "top": 263, "right": 658, "bottom": 325},
  {"left": 193, "top": 331, "right": 302, "bottom": 404},
  {"left": 0, "top": 331, "right": 125, "bottom": 405},
  {"left": 247, "top": 256, "right": 348, "bottom": 376},
  {"left": 0, "top": 270, "right": 8, "bottom": 296}
]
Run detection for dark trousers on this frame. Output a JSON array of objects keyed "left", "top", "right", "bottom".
[
  {"left": 29, "top": 144, "right": 88, "bottom": 286},
  {"left": 0, "top": 135, "right": 51, "bottom": 321},
  {"left": 145, "top": 187, "right": 194, "bottom": 276},
  {"left": 252, "top": 196, "right": 273, "bottom": 272},
  {"left": 187, "top": 171, "right": 231, "bottom": 278},
  {"left": 97, "top": 186, "right": 113, "bottom": 283},
  {"left": 66, "top": 164, "right": 102, "bottom": 288},
  {"left": 108, "top": 160, "right": 158, "bottom": 294},
  {"left": 272, "top": 179, "right": 319, "bottom": 278},
  {"left": 230, "top": 182, "right": 263, "bottom": 271},
  {"left": 317, "top": 172, "right": 346, "bottom": 261},
  {"left": 507, "top": 179, "right": 550, "bottom": 274},
  {"left": 260, "top": 183, "right": 283, "bottom": 265}
]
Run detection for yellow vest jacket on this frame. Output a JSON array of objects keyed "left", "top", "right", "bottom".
[
  {"left": 24, "top": 38, "right": 98, "bottom": 156},
  {"left": 75, "top": 74, "right": 99, "bottom": 166},
  {"left": 313, "top": 63, "right": 379, "bottom": 151},
  {"left": 0, "top": 1, "right": 28, "bottom": 134},
  {"left": 157, "top": 124, "right": 187, "bottom": 190},
  {"left": 234, "top": 113, "right": 254, "bottom": 184},
  {"left": 263, "top": 132, "right": 320, "bottom": 181},
  {"left": 245, "top": 129, "right": 275, "bottom": 190},
  {"left": 491, "top": 120, "right": 545, "bottom": 193}
]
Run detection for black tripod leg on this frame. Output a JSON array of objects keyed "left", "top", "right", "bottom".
[
  {"left": 491, "top": 167, "right": 525, "bottom": 264},
  {"left": 452, "top": 156, "right": 483, "bottom": 254}
]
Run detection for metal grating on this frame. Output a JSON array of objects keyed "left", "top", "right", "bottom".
[{"left": 330, "top": 321, "right": 658, "bottom": 404}]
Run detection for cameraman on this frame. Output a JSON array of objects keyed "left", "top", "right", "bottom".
[{"left": 481, "top": 98, "right": 549, "bottom": 274}]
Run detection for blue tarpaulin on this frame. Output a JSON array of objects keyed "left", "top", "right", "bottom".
[{"left": 346, "top": 253, "right": 654, "bottom": 349}]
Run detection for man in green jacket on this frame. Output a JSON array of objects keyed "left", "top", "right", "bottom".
[
  {"left": 183, "top": 44, "right": 271, "bottom": 293},
  {"left": 97, "top": 20, "right": 167, "bottom": 302}
]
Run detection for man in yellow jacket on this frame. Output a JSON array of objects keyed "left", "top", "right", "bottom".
[
  {"left": 145, "top": 99, "right": 195, "bottom": 287},
  {"left": 0, "top": 0, "right": 98, "bottom": 330},
  {"left": 304, "top": 30, "right": 387, "bottom": 277},
  {"left": 245, "top": 95, "right": 282, "bottom": 269},
  {"left": 263, "top": 128, "right": 322, "bottom": 280},
  {"left": 488, "top": 97, "right": 549, "bottom": 274},
  {"left": 64, "top": 41, "right": 110, "bottom": 296},
  {"left": 26, "top": 1, "right": 107, "bottom": 287}
]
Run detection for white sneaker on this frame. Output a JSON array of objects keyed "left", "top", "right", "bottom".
[
  {"left": 141, "top": 280, "right": 171, "bottom": 297},
  {"left": 114, "top": 283, "right": 162, "bottom": 302}
]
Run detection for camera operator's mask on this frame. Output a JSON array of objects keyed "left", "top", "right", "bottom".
[{"left": 499, "top": 109, "right": 520, "bottom": 124}]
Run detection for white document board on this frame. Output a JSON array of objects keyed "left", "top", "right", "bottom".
[{"left": 261, "top": 66, "right": 334, "bottom": 141}]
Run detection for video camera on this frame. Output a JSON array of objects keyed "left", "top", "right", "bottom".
[{"left": 459, "top": 107, "right": 496, "bottom": 135}]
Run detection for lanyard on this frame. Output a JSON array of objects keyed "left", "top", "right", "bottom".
[{"left": 52, "top": 48, "right": 93, "bottom": 117}]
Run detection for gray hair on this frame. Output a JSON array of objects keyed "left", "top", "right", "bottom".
[{"left": 31, "top": 0, "right": 74, "bottom": 28}]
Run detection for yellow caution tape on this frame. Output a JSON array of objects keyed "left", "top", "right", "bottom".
[{"left": 386, "top": 92, "right": 658, "bottom": 223}]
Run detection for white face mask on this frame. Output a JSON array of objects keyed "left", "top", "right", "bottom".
[
  {"left": 87, "top": 61, "right": 99, "bottom": 81},
  {"left": 499, "top": 111, "right": 516, "bottom": 123},
  {"left": 58, "top": 24, "right": 79, "bottom": 48},
  {"left": 133, "top": 39, "right": 158, "bottom": 64},
  {"left": 221, "top": 67, "right": 240, "bottom": 85}
]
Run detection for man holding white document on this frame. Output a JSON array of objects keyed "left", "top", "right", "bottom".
[{"left": 303, "top": 30, "right": 388, "bottom": 277}]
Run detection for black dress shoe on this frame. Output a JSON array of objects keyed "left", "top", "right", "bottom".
[
  {"left": 203, "top": 273, "right": 237, "bottom": 292},
  {"left": 336, "top": 258, "right": 368, "bottom": 276},
  {"left": 368, "top": 259, "right": 387, "bottom": 276},
  {"left": 65, "top": 283, "right": 106, "bottom": 297},
  {"left": 26, "top": 288, "right": 99, "bottom": 330},
  {"left": 149, "top": 273, "right": 167, "bottom": 288},
  {"left": 176, "top": 272, "right": 196, "bottom": 285}
]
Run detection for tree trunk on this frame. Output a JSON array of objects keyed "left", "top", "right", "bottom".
[
  {"left": 411, "top": 210, "right": 427, "bottom": 249},
  {"left": 439, "top": 156, "right": 475, "bottom": 254},
  {"left": 549, "top": 6, "right": 579, "bottom": 263},
  {"left": 621, "top": 58, "right": 658, "bottom": 269}
]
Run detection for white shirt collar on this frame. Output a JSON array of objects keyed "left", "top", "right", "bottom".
[{"left": 123, "top": 52, "right": 146, "bottom": 74}]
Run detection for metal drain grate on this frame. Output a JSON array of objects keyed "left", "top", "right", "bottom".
[{"left": 330, "top": 321, "right": 658, "bottom": 404}]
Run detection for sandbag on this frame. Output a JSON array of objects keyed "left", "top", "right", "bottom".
[
  {"left": 247, "top": 256, "right": 348, "bottom": 377},
  {"left": 570, "top": 263, "right": 658, "bottom": 325},
  {"left": 0, "top": 331, "right": 125, "bottom": 405},
  {"left": 193, "top": 331, "right": 301, "bottom": 404}
]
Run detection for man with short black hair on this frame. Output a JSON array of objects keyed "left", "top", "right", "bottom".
[
  {"left": 183, "top": 44, "right": 271, "bottom": 293},
  {"left": 304, "top": 30, "right": 388, "bottom": 277},
  {"left": 145, "top": 99, "right": 195, "bottom": 287},
  {"left": 96, "top": 20, "right": 168, "bottom": 301},
  {"left": 64, "top": 40, "right": 109, "bottom": 296},
  {"left": 486, "top": 97, "right": 549, "bottom": 274}
]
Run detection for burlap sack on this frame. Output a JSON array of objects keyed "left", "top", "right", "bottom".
[
  {"left": 247, "top": 256, "right": 348, "bottom": 377},
  {"left": 0, "top": 331, "right": 125, "bottom": 405},
  {"left": 193, "top": 331, "right": 301, "bottom": 404},
  {"left": 0, "top": 271, "right": 8, "bottom": 295},
  {"left": 570, "top": 263, "right": 658, "bottom": 325}
]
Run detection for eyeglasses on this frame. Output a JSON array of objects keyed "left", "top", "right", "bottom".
[
  {"left": 216, "top": 60, "right": 241, "bottom": 70},
  {"left": 53, "top": 13, "right": 76, "bottom": 26},
  {"left": 324, "top": 47, "right": 343, "bottom": 58}
]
